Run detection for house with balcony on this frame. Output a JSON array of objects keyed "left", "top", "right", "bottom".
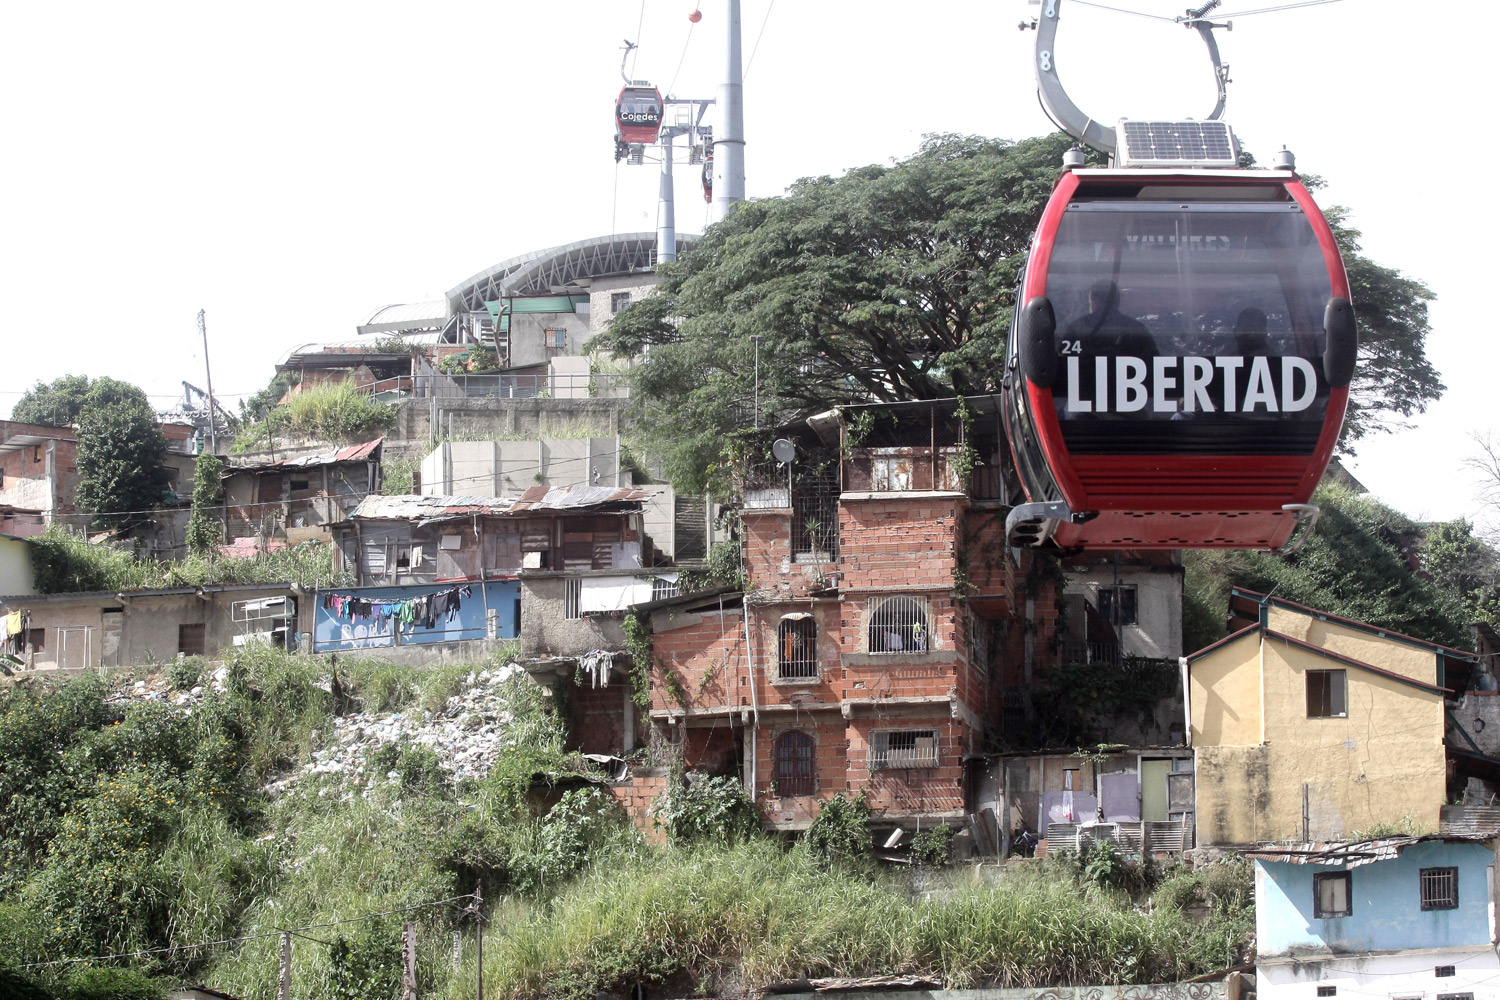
[{"left": 632, "top": 397, "right": 1068, "bottom": 841}]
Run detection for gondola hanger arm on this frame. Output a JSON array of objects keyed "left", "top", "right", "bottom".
[{"left": 1027, "top": 0, "right": 1234, "bottom": 159}]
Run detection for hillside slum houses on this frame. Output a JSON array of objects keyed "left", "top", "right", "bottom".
[
  {"left": 219, "top": 437, "right": 383, "bottom": 550},
  {"left": 315, "top": 485, "right": 671, "bottom": 654}
]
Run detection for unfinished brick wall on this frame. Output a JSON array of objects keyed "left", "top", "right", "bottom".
[
  {"left": 565, "top": 681, "right": 638, "bottom": 756},
  {"left": 846, "top": 716, "right": 969, "bottom": 819},
  {"left": 742, "top": 508, "right": 835, "bottom": 600},
  {"left": 753, "top": 713, "right": 850, "bottom": 826},
  {"left": 649, "top": 607, "right": 748, "bottom": 715},
  {"left": 606, "top": 766, "right": 671, "bottom": 844},
  {"left": 836, "top": 496, "right": 963, "bottom": 594}
]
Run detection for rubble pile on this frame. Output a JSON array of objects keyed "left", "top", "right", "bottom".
[
  {"left": 105, "top": 663, "right": 532, "bottom": 797},
  {"left": 281, "top": 664, "right": 528, "bottom": 796}
]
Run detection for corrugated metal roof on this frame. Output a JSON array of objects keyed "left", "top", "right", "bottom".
[
  {"left": 1244, "top": 834, "right": 1495, "bottom": 867},
  {"left": 350, "top": 485, "right": 658, "bottom": 522},
  {"left": 228, "top": 437, "right": 383, "bottom": 473}
]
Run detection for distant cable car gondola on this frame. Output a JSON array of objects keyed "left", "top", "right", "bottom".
[
  {"left": 1003, "top": 137, "right": 1356, "bottom": 551},
  {"left": 616, "top": 85, "right": 664, "bottom": 145},
  {"left": 701, "top": 149, "right": 713, "bottom": 203}
]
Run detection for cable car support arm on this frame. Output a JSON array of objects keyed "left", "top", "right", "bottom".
[{"left": 1025, "top": 0, "right": 1232, "bottom": 158}]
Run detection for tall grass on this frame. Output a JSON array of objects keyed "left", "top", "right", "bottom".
[
  {"left": 233, "top": 379, "right": 395, "bottom": 453},
  {"left": 484, "top": 841, "right": 1253, "bottom": 999},
  {"left": 29, "top": 527, "right": 351, "bottom": 594}
]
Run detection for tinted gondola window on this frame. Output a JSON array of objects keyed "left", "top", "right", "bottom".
[{"left": 1046, "top": 203, "right": 1333, "bottom": 452}]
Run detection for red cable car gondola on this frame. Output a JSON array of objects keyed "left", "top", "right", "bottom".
[
  {"left": 616, "top": 85, "right": 665, "bottom": 145},
  {"left": 1003, "top": 156, "right": 1356, "bottom": 551}
]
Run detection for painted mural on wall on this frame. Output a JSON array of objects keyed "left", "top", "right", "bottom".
[{"left": 311, "top": 581, "right": 520, "bottom": 651}]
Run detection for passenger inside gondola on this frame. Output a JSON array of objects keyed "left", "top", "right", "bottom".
[{"left": 1063, "top": 279, "right": 1157, "bottom": 360}]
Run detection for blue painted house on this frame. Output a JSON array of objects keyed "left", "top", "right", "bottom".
[{"left": 1248, "top": 836, "right": 1500, "bottom": 999}]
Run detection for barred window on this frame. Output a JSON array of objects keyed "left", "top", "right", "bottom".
[
  {"left": 866, "top": 596, "right": 930, "bottom": 654},
  {"left": 1313, "top": 871, "right": 1351, "bottom": 918},
  {"left": 778, "top": 615, "right": 817, "bottom": 679},
  {"left": 651, "top": 576, "right": 678, "bottom": 602},
  {"left": 564, "top": 577, "right": 582, "bottom": 620},
  {"left": 774, "top": 730, "right": 815, "bottom": 795},
  {"left": 1420, "top": 867, "right": 1459, "bottom": 910},
  {"left": 870, "top": 729, "right": 939, "bottom": 770}
]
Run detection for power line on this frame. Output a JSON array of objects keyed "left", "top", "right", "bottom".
[
  {"left": 665, "top": 17, "right": 696, "bottom": 96},
  {"left": 741, "top": 0, "right": 776, "bottom": 81},
  {"left": 630, "top": 0, "right": 647, "bottom": 79},
  {"left": 1214, "top": 0, "right": 1344, "bottom": 17},
  {"left": 1064, "top": 0, "right": 1180, "bottom": 22}
]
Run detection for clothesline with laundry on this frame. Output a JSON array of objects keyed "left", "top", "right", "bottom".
[
  {"left": 3, "top": 609, "right": 31, "bottom": 656},
  {"left": 320, "top": 585, "right": 475, "bottom": 631}
]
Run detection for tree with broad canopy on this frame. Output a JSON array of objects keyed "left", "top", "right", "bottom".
[{"left": 592, "top": 132, "right": 1445, "bottom": 496}]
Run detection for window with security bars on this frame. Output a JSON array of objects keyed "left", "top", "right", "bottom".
[
  {"left": 866, "top": 596, "right": 930, "bottom": 654},
  {"left": 777, "top": 616, "right": 817, "bottom": 679},
  {"left": 774, "top": 730, "right": 814, "bottom": 795},
  {"left": 1315, "top": 988, "right": 1336, "bottom": 998},
  {"left": 869, "top": 729, "right": 940, "bottom": 770},
  {"left": 1313, "top": 871, "right": 1351, "bottom": 918},
  {"left": 564, "top": 577, "right": 582, "bottom": 620},
  {"left": 611, "top": 292, "right": 631, "bottom": 313},
  {"left": 651, "top": 576, "right": 678, "bottom": 602},
  {"left": 1420, "top": 867, "right": 1459, "bottom": 910}
]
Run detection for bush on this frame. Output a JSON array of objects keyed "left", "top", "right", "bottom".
[
  {"left": 62, "top": 966, "right": 165, "bottom": 1000},
  {"left": 804, "top": 790, "right": 870, "bottom": 866},
  {"left": 234, "top": 379, "right": 394, "bottom": 452},
  {"left": 653, "top": 774, "right": 759, "bottom": 845},
  {"left": 909, "top": 825, "right": 954, "bottom": 866},
  {"left": 168, "top": 657, "right": 203, "bottom": 691}
]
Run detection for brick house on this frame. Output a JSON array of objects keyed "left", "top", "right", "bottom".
[{"left": 637, "top": 397, "right": 1064, "bottom": 837}]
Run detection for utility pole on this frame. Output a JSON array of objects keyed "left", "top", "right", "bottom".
[
  {"left": 658, "top": 129, "right": 677, "bottom": 263},
  {"left": 277, "top": 930, "right": 292, "bottom": 1000},
  {"left": 402, "top": 922, "right": 419, "bottom": 1000},
  {"left": 197, "top": 309, "right": 219, "bottom": 454},
  {"left": 712, "top": 0, "right": 746, "bottom": 222},
  {"left": 474, "top": 882, "right": 484, "bottom": 1000}
]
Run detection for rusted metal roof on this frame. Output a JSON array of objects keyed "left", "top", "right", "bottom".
[
  {"left": 229, "top": 437, "right": 384, "bottom": 473},
  {"left": 1244, "top": 833, "right": 1495, "bottom": 867},
  {"left": 350, "top": 485, "right": 658, "bottom": 522}
]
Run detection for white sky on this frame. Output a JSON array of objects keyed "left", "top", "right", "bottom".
[{"left": 2, "top": 1, "right": 1495, "bottom": 527}]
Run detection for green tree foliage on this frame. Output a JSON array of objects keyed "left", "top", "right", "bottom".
[
  {"left": 653, "top": 774, "right": 759, "bottom": 845},
  {"left": 237, "top": 372, "right": 299, "bottom": 425},
  {"left": 186, "top": 453, "right": 225, "bottom": 554},
  {"left": 12, "top": 375, "right": 95, "bottom": 427},
  {"left": 803, "top": 790, "right": 871, "bottom": 867},
  {"left": 595, "top": 133, "right": 1445, "bottom": 493},
  {"left": 1325, "top": 208, "right": 1444, "bottom": 445},
  {"left": 1184, "top": 485, "right": 1471, "bottom": 652},
  {"left": 73, "top": 378, "right": 170, "bottom": 528}
]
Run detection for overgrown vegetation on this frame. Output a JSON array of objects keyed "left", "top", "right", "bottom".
[
  {"left": 186, "top": 453, "right": 225, "bottom": 554},
  {"left": 0, "top": 646, "right": 1256, "bottom": 999},
  {"left": 28, "top": 527, "right": 351, "bottom": 593},
  {"left": 379, "top": 455, "right": 420, "bottom": 495},
  {"left": 1184, "top": 483, "right": 1475, "bottom": 652},
  {"left": 233, "top": 380, "right": 394, "bottom": 453}
]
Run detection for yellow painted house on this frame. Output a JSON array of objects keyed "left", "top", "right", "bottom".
[{"left": 1185, "top": 588, "right": 1480, "bottom": 847}]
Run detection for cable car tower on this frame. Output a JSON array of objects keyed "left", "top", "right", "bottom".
[
  {"left": 614, "top": 40, "right": 714, "bottom": 265},
  {"left": 1002, "top": 0, "right": 1356, "bottom": 553}
]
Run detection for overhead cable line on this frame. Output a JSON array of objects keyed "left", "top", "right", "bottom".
[
  {"left": 630, "top": 0, "right": 648, "bottom": 78},
  {"left": 742, "top": 0, "right": 776, "bottom": 81},
  {"left": 666, "top": 17, "right": 696, "bottom": 95}
]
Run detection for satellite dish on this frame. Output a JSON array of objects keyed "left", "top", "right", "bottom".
[{"left": 772, "top": 438, "right": 796, "bottom": 465}]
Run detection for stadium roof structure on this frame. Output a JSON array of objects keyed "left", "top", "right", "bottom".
[{"left": 446, "top": 232, "right": 698, "bottom": 313}]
